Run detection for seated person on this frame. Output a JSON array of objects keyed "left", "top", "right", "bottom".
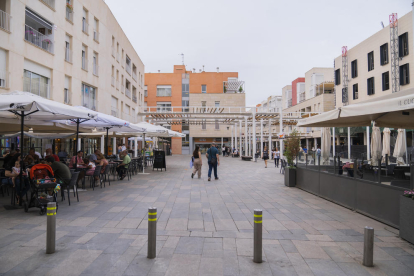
[
  {"left": 3, "top": 150, "right": 16, "bottom": 168},
  {"left": 57, "top": 149, "right": 68, "bottom": 161},
  {"left": 45, "top": 156, "right": 71, "bottom": 187},
  {"left": 89, "top": 149, "right": 100, "bottom": 164},
  {"left": 24, "top": 148, "right": 40, "bottom": 165},
  {"left": 69, "top": 151, "right": 85, "bottom": 168},
  {"left": 84, "top": 158, "right": 99, "bottom": 180},
  {"left": 45, "top": 148, "right": 60, "bottom": 162},
  {"left": 4, "top": 154, "right": 29, "bottom": 205},
  {"left": 3, "top": 149, "right": 10, "bottom": 157},
  {"left": 116, "top": 150, "right": 131, "bottom": 180},
  {"left": 96, "top": 153, "right": 108, "bottom": 174}
]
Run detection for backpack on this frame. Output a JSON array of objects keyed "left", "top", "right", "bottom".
[
  {"left": 208, "top": 148, "right": 217, "bottom": 165},
  {"left": 317, "top": 149, "right": 321, "bottom": 156}
]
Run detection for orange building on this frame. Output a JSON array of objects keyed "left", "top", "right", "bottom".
[{"left": 145, "top": 65, "right": 245, "bottom": 154}]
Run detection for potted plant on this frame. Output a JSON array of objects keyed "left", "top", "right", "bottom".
[
  {"left": 284, "top": 129, "right": 300, "bottom": 187},
  {"left": 400, "top": 190, "right": 414, "bottom": 244},
  {"left": 66, "top": 3, "right": 73, "bottom": 11},
  {"left": 223, "top": 85, "right": 227, "bottom": 93},
  {"left": 239, "top": 86, "right": 243, "bottom": 93}
]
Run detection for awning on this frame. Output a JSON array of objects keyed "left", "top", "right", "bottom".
[
  {"left": 2, "top": 132, "right": 74, "bottom": 139},
  {"left": 297, "top": 88, "right": 414, "bottom": 128}
]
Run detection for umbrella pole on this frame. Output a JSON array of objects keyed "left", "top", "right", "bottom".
[
  {"left": 19, "top": 111, "right": 24, "bottom": 206},
  {"left": 106, "top": 128, "right": 109, "bottom": 157},
  {"left": 139, "top": 133, "right": 149, "bottom": 175},
  {"left": 75, "top": 118, "right": 79, "bottom": 171}
]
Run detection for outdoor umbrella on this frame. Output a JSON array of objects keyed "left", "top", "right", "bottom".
[
  {"left": 168, "top": 130, "right": 186, "bottom": 138},
  {"left": 370, "top": 124, "right": 382, "bottom": 166},
  {"left": 321, "top": 127, "right": 331, "bottom": 165},
  {"left": 0, "top": 91, "right": 96, "bottom": 191},
  {"left": 382, "top": 128, "right": 391, "bottom": 163},
  {"left": 393, "top": 129, "right": 406, "bottom": 165}
]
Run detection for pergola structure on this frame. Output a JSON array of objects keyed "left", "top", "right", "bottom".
[{"left": 139, "top": 106, "right": 320, "bottom": 157}]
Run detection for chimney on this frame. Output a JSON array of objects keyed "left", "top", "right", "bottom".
[
  {"left": 193, "top": 68, "right": 196, "bottom": 73},
  {"left": 202, "top": 65, "right": 205, "bottom": 71},
  {"left": 217, "top": 67, "right": 219, "bottom": 73},
  {"left": 158, "top": 70, "right": 160, "bottom": 73}
]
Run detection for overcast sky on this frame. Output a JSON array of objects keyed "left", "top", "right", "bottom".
[{"left": 105, "top": 0, "right": 411, "bottom": 106}]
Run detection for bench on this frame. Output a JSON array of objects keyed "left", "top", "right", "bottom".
[
  {"left": 232, "top": 154, "right": 239, "bottom": 158},
  {"left": 241, "top": 156, "right": 252, "bottom": 161}
]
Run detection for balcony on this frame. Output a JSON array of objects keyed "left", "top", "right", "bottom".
[
  {"left": 111, "top": 108, "right": 118, "bottom": 117},
  {"left": 126, "top": 63, "right": 131, "bottom": 75},
  {"left": 64, "top": 88, "right": 71, "bottom": 105},
  {"left": 223, "top": 80, "right": 245, "bottom": 93},
  {"left": 81, "top": 57, "right": 88, "bottom": 71},
  {"left": 64, "top": 47, "right": 72, "bottom": 63},
  {"left": 65, "top": 7, "right": 73, "bottom": 23},
  {"left": 125, "top": 88, "right": 131, "bottom": 98},
  {"left": 40, "top": 0, "right": 55, "bottom": 10},
  {"left": 132, "top": 94, "right": 137, "bottom": 103},
  {"left": 93, "top": 30, "right": 99, "bottom": 42},
  {"left": 288, "top": 99, "right": 292, "bottom": 108},
  {"left": 82, "top": 19, "right": 88, "bottom": 35},
  {"left": 93, "top": 63, "right": 99, "bottom": 76},
  {"left": 132, "top": 71, "right": 137, "bottom": 81},
  {"left": 299, "top": 92, "right": 306, "bottom": 103},
  {"left": 0, "top": 9, "right": 11, "bottom": 32},
  {"left": 24, "top": 25, "right": 54, "bottom": 54},
  {"left": 0, "top": 71, "right": 9, "bottom": 89},
  {"left": 116, "top": 80, "right": 119, "bottom": 90},
  {"left": 111, "top": 76, "right": 115, "bottom": 87}
]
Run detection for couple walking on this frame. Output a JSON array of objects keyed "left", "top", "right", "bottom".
[{"left": 191, "top": 142, "right": 220, "bottom": 181}]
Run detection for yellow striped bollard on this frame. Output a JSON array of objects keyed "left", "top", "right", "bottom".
[
  {"left": 46, "top": 202, "right": 56, "bottom": 254},
  {"left": 147, "top": 207, "right": 157, "bottom": 259},
  {"left": 253, "top": 209, "right": 262, "bottom": 263}
]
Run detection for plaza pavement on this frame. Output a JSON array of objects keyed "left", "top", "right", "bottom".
[{"left": 0, "top": 155, "right": 413, "bottom": 276}]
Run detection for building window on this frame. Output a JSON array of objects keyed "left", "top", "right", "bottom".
[
  {"left": 64, "top": 75, "right": 71, "bottom": 104},
  {"left": 182, "top": 83, "right": 189, "bottom": 97},
  {"left": 182, "top": 100, "right": 189, "bottom": 112},
  {"left": 23, "top": 70, "right": 50, "bottom": 98},
  {"left": 156, "top": 85, "right": 171, "bottom": 97},
  {"left": 81, "top": 44, "right": 88, "bottom": 71},
  {"left": 352, "top": 83, "right": 358, "bottom": 100},
  {"left": 334, "top": 69, "right": 340, "bottom": 85},
  {"left": 382, "top": 71, "right": 390, "bottom": 91},
  {"left": 201, "top": 85, "right": 207, "bottom": 93},
  {"left": 111, "top": 96, "right": 118, "bottom": 117},
  {"left": 399, "top": 32, "right": 409, "bottom": 57},
  {"left": 367, "top": 51, "right": 374, "bottom": 71},
  {"left": 215, "top": 101, "right": 220, "bottom": 107},
  {"left": 157, "top": 102, "right": 171, "bottom": 112},
  {"left": 215, "top": 119, "right": 219, "bottom": 130},
  {"left": 125, "top": 55, "right": 131, "bottom": 74},
  {"left": 400, "top": 64, "right": 410, "bottom": 85},
  {"left": 351, "top": 60, "right": 357, "bottom": 78},
  {"left": 92, "top": 52, "right": 98, "bottom": 76},
  {"left": 81, "top": 83, "right": 96, "bottom": 110},
  {"left": 24, "top": 8, "right": 55, "bottom": 54},
  {"left": 367, "top": 77, "right": 375, "bottom": 95},
  {"left": 64, "top": 34, "right": 72, "bottom": 63},
  {"left": 93, "top": 18, "right": 99, "bottom": 42},
  {"left": 380, "top": 43, "right": 388, "bottom": 65},
  {"left": 144, "top": 87, "right": 148, "bottom": 97},
  {"left": 82, "top": 8, "right": 88, "bottom": 34}
]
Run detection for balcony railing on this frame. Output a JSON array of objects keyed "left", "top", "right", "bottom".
[
  {"left": 0, "top": 9, "right": 11, "bottom": 32},
  {"left": 111, "top": 76, "right": 115, "bottom": 87},
  {"left": 93, "top": 30, "right": 99, "bottom": 42},
  {"left": 82, "top": 57, "right": 88, "bottom": 71},
  {"left": 64, "top": 88, "right": 71, "bottom": 104},
  {"left": 0, "top": 71, "right": 8, "bottom": 89},
  {"left": 287, "top": 99, "right": 292, "bottom": 108},
  {"left": 24, "top": 25, "right": 54, "bottom": 54},
  {"left": 223, "top": 80, "right": 245, "bottom": 93},
  {"left": 93, "top": 63, "right": 99, "bottom": 76},
  {"left": 64, "top": 47, "right": 72, "bottom": 63},
  {"left": 65, "top": 7, "right": 73, "bottom": 23},
  {"left": 125, "top": 88, "right": 131, "bottom": 98},
  {"left": 116, "top": 80, "right": 119, "bottom": 90},
  {"left": 132, "top": 71, "right": 137, "bottom": 81},
  {"left": 82, "top": 19, "right": 88, "bottom": 34},
  {"left": 111, "top": 108, "right": 118, "bottom": 117},
  {"left": 40, "top": 0, "right": 55, "bottom": 10},
  {"left": 132, "top": 94, "right": 137, "bottom": 103},
  {"left": 126, "top": 63, "right": 131, "bottom": 75},
  {"left": 299, "top": 92, "right": 306, "bottom": 103}
]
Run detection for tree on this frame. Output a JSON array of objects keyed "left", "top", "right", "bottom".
[{"left": 284, "top": 129, "right": 300, "bottom": 167}]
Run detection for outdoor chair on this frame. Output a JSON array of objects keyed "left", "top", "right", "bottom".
[
  {"left": 100, "top": 165, "right": 111, "bottom": 187},
  {"left": 63, "top": 172, "right": 79, "bottom": 206},
  {"left": 280, "top": 159, "right": 286, "bottom": 174},
  {"left": 386, "top": 164, "right": 396, "bottom": 176},
  {"left": 87, "top": 165, "right": 102, "bottom": 190}
]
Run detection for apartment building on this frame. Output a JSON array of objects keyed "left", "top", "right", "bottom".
[
  {"left": 0, "top": 0, "right": 144, "bottom": 124},
  {"left": 257, "top": 95, "right": 282, "bottom": 113},
  {"left": 145, "top": 65, "right": 245, "bottom": 154}
]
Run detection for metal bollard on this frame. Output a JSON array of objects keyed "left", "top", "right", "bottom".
[
  {"left": 46, "top": 202, "right": 56, "bottom": 254},
  {"left": 253, "top": 209, "right": 262, "bottom": 263},
  {"left": 363, "top": 226, "right": 374, "bottom": 267},
  {"left": 147, "top": 207, "right": 157, "bottom": 259}
]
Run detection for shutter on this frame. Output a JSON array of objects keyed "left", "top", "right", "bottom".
[
  {"left": 406, "top": 64, "right": 410, "bottom": 84},
  {"left": 399, "top": 36, "right": 403, "bottom": 57},
  {"left": 400, "top": 66, "right": 403, "bottom": 85}
]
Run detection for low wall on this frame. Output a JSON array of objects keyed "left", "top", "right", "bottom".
[{"left": 296, "top": 167, "right": 405, "bottom": 229}]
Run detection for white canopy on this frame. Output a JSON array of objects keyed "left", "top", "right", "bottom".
[
  {"left": 168, "top": 130, "right": 186, "bottom": 138},
  {"left": 2, "top": 132, "right": 74, "bottom": 139},
  {"left": 370, "top": 124, "right": 382, "bottom": 166},
  {"left": 321, "top": 127, "right": 331, "bottom": 165},
  {"left": 382, "top": 128, "right": 391, "bottom": 163},
  {"left": 297, "top": 88, "right": 414, "bottom": 128},
  {"left": 128, "top": 137, "right": 153, "bottom": 141},
  {"left": 118, "top": 122, "right": 169, "bottom": 137},
  {"left": 393, "top": 129, "right": 406, "bottom": 165}
]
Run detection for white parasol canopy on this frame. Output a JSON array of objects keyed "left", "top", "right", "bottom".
[
  {"left": 382, "top": 128, "right": 391, "bottom": 163},
  {"left": 393, "top": 129, "right": 406, "bottom": 165},
  {"left": 128, "top": 137, "right": 153, "bottom": 141},
  {"left": 370, "top": 124, "right": 382, "bottom": 166},
  {"left": 168, "top": 130, "right": 186, "bottom": 138},
  {"left": 2, "top": 132, "right": 74, "bottom": 139},
  {"left": 321, "top": 127, "right": 331, "bottom": 165}
]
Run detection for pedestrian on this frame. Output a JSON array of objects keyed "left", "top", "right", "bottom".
[
  {"left": 274, "top": 148, "right": 280, "bottom": 167},
  {"left": 191, "top": 146, "right": 202, "bottom": 179},
  {"left": 226, "top": 147, "right": 230, "bottom": 157},
  {"left": 206, "top": 142, "right": 220, "bottom": 181},
  {"left": 262, "top": 146, "right": 269, "bottom": 168},
  {"left": 222, "top": 145, "right": 226, "bottom": 157},
  {"left": 316, "top": 147, "right": 321, "bottom": 158}
]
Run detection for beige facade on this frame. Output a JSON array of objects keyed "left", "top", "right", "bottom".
[
  {"left": 335, "top": 11, "right": 414, "bottom": 107},
  {"left": 281, "top": 85, "right": 292, "bottom": 109},
  {"left": 0, "top": 0, "right": 144, "bottom": 123}
]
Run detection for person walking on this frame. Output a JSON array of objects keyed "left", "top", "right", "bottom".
[
  {"left": 262, "top": 146, "right": 269, "bottom": 168},
  {"left": 274, "top": 148, "right": 280, "bottom": 167},
  {"left": 191, "top": 146, "right": 202, "bottom": 179},
  {"left": 222, "top": 145, "right": 226, "bottom": 157},
  {"left": 206, "top": 142, "right": 220, "bottom": 181}
]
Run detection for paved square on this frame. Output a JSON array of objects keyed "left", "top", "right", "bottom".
[{"left": 0, "top": 155, "right": 413, "bottom": 275}]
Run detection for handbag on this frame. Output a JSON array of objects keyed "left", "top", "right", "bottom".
[{"left": 190, "top": 156, "right": 194, "bottom": 168}]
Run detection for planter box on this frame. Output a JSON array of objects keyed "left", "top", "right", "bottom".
[
  {"left": 400, "top": 195, "right": 414, "bottom": 244},
  {"left": 285, "top": 167, "right": 296, "bottom": 187}
]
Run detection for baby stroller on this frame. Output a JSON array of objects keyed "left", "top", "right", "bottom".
[{"left": 24, "top": 164, "right": 59, "bottom": 215}]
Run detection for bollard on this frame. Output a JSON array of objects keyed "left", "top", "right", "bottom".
[
  {"left": 46, "top": 202, "right": 56, "bottom": 254},
  {"left": 253, "top": 209, "right": 262, "bottom": 263},
  {"left": 363, "top": 226, "right": 374, "bottom": 267},
  {"left": 147, "top": 207, "right": 157, "bottom": 259}
]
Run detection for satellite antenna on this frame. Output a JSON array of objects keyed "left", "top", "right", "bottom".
[{"left": 180, "top": 53, "right": 184, "bottom": 65}]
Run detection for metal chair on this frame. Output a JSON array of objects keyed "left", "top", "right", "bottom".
[
  {"left": 65, "top": 172, "right": 80, "bottom": 206},
  {"left": 100, "top": 165, "right": 111, "bottom": 187},
  {"left": 88, "top": 166, "right": 102, "bottom": 190}
]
